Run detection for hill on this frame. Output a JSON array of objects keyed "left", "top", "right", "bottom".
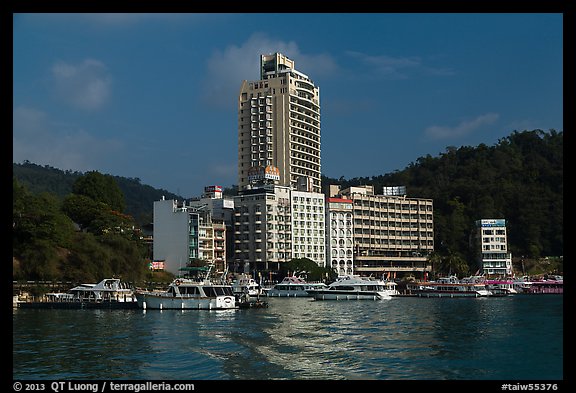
[
  {"left": 13, "top": 128, "right": 563, "bottom": 266},
  {"left": 322, "top": 129, "right": 563, "bottom": 261},
  {"left": 13, "top": 161, "right": 184, "bottom": 226}
]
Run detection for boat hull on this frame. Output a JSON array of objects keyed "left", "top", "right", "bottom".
[
  {"left": 415, "top": 290, "right": 491, "bottom": 298},
  {"left": 309, "top": 290, "right": 395, "bottom": 300},
  {"left": 17, "top": 301, "right": 139, "bottom": 309},
  {"left": 265, "top": 290, "right": 313, "bottom": 297},
  {"left": 136, "top": 293, "right": 237, "bottom": 310}
]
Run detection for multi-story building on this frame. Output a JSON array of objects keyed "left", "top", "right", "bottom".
[
  {"left": 232, "top": 163, "right": 328, "bottom": 277},
  {"left": 290, "top": 190, "right": 326, "bottom": 266},
  {"left": 232, "top": 183, "right": 292, "bottom": 275},
  {"left": 237, "top": 52, "right": 321, "bottom": 193},
  {"left": 474, "top": 219, "right": 513, "bottom": 277},
  {"left": 325, "top": 196, "right": 354, "bottom": 276},
  {"left": 187, "top": 185, "right": 235, "bottom": 265},
  {"left": 332, "top": 185, "right": 434, "bottom": 279},
  {"left": 153, "top": 197, "right": 227, "bottom": 275}
]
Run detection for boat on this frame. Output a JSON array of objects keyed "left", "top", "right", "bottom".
[
  {"left": 512, "top": 276, "right": 534, "bottom": 293},
  {"left": 238, "top": 298, "right": 269, "bottom": 309},
  {"left": 485, "top": 279, "right": 518, "bottom": 295},
  {"left": 265, "top": 276, "right": 329, "bottom": 297},
  {"left": 306, "top": 275, "right": 398, "bottom": 300},
  {"left": 461, "top": 275, "right": 516, "bottom": 296},
  {"left": 17, "top": 278, "right": 139, "bottom": 309},
  {"left": 524, "top": 279, "right": 563, "bottom": 294},
  {"left": 406, "top": 276, "right": 492, "bottom": 298},
  {"left": 135, "top": 276, "right": 237, "bottom": 310},
  {"left": 231, "top": 274, "right": 263, "bottom": 297}
]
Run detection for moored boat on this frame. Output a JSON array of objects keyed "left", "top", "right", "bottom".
[
  {"left": 17, "top": 278, "right": 139, "bottom": 309},
  {"left": 265, "top": 276, "right": 329, "bottom": 297},
  {"left": 406, "top": 276, "right": 492, "bottom": 298},
  {"left": 231, "top": 274, "right": 263, "bottom": 297},
  {"left": 307, "top": 275, "right": 398, "bottom": 300},
  {"left": 485, "top": 279, "right": 518, "bottom": 295},
  {"left": 135, "top": 278, "right": 237, "bottom": 310},
  {"left": 524, "top": 279, "right": 563, "bottom": 294}
]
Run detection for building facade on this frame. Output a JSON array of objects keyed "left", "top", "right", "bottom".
[
  {"left": 187, "top": 185, "right": 235, "bottom": 265},
  {"left": 325, "top": 197, "right": 354, "bottom": 276},
  {"left": 474, "top": 219, "right": 513, "bottom": 277},
  {"left": 237, "top": 52, "right": 321, "bottom": 193},
  {"left": 290, "top": 190, "right": 326, "bottom": 266},
  {"left": 232, "top": 184, "right": 293, "bottom": 274},
  {"left": 153, "top": 197, "right": 227, "bottom": 275},
  {"left": 333, "top": 185, "right": 434, "bottom": 279}
]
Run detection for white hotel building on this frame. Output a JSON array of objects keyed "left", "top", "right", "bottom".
[
  {"left": 325, "top": 196, "right": 354, "bottom": 276},
  {"left": 475, "top": 219, "right": 513, "bottom": 277}
]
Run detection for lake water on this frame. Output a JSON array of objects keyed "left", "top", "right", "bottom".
[{"left": 13, "top": 295, "right": 563, "bottom": 382}]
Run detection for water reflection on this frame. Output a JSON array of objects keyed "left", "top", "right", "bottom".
[{"left": 13, "top": 296, "right": 562, "bottom": 380}]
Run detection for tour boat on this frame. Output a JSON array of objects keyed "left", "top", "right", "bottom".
[
  {"left": 17, "top": 278, "right": 139, "bottom": 309},
  {"left": 485, "top": 279, "right": 518, "bottom": 295},
  {"left": 265, "top": 276, "right": 329, "bottom": 297},
  {"left": 306, "top": 275, "right": 398, "bottom": 300},
  {"left": 407, "top": 276, "right": 492, "bottom": 298},
  {"left": 231, "top": 275, "right": 263, "bottom": 297},
  {"left": 135, "top": 278, "right": 237, "bottom": 310},
  {"left": 525, "top": 279, "right": 563, "bottom": 294}
]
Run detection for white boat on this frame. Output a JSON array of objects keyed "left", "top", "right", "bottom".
[
  {"left": 306, "top": 275, "right": 398, "bottom": 300},
  {"left": 512, "top": 276, "right": 534, "bottom": 293},
  {"left": 231, "top": 275, "right": 262, "bottom": 297},
  {"left": 485, "top": 279, "right": 518, "bottom": 295},
  {"left": 18, "top": 278, "right": 139, "bottom": 309},
  {"left": 461, "top": 275, "right": 516, "bottom": 296},
  {"left": 265, "top": 276, "right": 329, "bottom": 297},
  {"left": 135, "top": 278, "right": 237, "bottom": 310},
  {"left": 407, "top": 276, "right": 492, "bottom": 298}
]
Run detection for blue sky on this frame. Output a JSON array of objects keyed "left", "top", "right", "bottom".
[{"left": 13, "top": 13, "right": 563, "bottom": 197}]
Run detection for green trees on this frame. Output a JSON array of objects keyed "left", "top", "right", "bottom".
[
  {"left": 13, "top": 172, "right": 148, "bottom": 284},
  {"left": 322, "top": 129, "right": 563, "bottom": 267},
  {"left": 281, "top": 258, "right": 337, "bottom": 282},
  {"left": 71, "top": 171, "right": 126, "bottom": 212}
]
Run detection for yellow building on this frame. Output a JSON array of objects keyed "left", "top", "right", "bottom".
[{"left": 238, "top": 52, "right": 321, "bottom": 193}]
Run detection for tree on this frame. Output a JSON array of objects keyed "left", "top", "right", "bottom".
[
  {"left": 437, "top": 250, "right": 469, "bottom": 278},
  {"left": 281, "top": 258, "right": 337, "bottom": 282},
  {"left": 72, "top": 171, "right": 126, "bottom": 212},
  {"left": 13, "top": 178, "right": 75, "bottom": 255}
]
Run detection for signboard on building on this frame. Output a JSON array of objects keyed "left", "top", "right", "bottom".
[
  {"left": 382, "top": 186, "right": 406, "bottom": 196},
  {"left": 204, "top": 185, "right": 222, "bottom": 193},
  {"left": 480, "top": 219, "right": 506, "bottom": 227},
  {"left": 248, "top": 165, "right": 280, "bottom": 182},
  {"left": 149, "top": 260, "right": 166, "bottom": 271}
]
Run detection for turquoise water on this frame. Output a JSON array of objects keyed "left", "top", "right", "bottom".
[{"left": 13, "top": 295, "right": 563, "bottom": 381}]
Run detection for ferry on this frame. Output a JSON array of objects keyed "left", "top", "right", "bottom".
[
  {"left": 407, "top": 276, "right": 492, "bottom": 298},
  {"left": 265, "top": 276, "right": 329, "bottom": 297},
  {"left": 17, "top": 278, "right": 139, "bottom": 309},
  {"left": 525, "top": 279, "right": 563, "bottom": 294},
  {"left": 231, "top": 274, "right": 263, "bottom": 297},
  {"left": 306, "top": 275, "right": 398, "bottom": 300},
  {"left": 135, "top": 278, "right": 237, "bottom": 310}
]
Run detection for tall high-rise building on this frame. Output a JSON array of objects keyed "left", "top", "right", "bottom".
[{"left": 237, "top": 52, "right": 321, "bottom": 193}]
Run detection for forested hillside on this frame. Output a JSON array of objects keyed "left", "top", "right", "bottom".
[
  {"left": 13, "top": 161, "right": 184, "bottom": 225},
  {"left": 13, "top": 129, "right": 563, "bottom": 282},
  {"left": 322, "top": 129, "right": 563, "bottom": 261}
]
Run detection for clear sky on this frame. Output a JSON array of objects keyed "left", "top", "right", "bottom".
[{"left": 13, "top": 13, "right": 563, "bottom": 198}]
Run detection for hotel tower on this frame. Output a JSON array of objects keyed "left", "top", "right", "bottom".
[{"left": 237, "top": 53, "right": 321, "bottom": 193}]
